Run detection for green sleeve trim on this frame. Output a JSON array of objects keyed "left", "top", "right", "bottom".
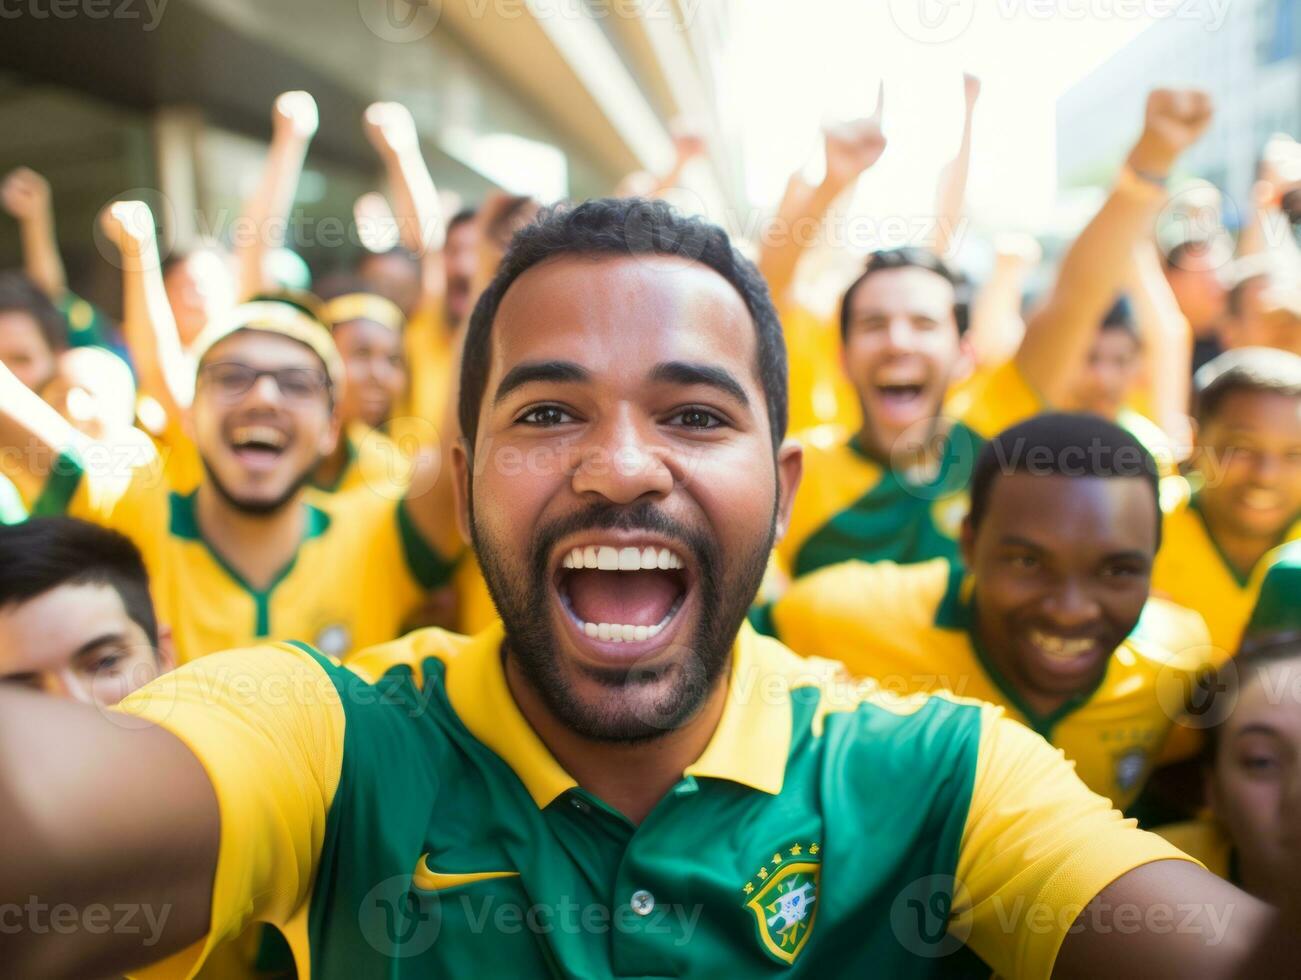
[
  {"left": 396, "top": 499, "right": 459, "bottom": 590},
  {"left": 31, "top": 450, "right": 85, "bottom": 516},
  {"left": 748, "top": 602, "right": 779, "bottom": 638}
]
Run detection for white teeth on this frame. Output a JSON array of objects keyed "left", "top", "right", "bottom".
[
  {"left": 1029, "top": 630, "right": 1094, "bottom": 660},
  {"left": 620, "top": 624, "right": 636, "bottom": 641},
  {"left": 584, "top": 622, "right": 598, "bottom": 637},
  {"left": 598, "top": 623, "right": 612, "bottom": 641},
  {"left": 634, "top": 625, "right": 649, "bottom": 642},
  {"left": 232, "top": 425, "right": 287, "bottom": 448},
  {"left": 580, "top": 621, "right": 666, "bottom": 642},
  {"left": 562, "top": 543, "right": 685, "bottom": 571}
]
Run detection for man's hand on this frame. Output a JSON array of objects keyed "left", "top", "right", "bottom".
[
  {"left": 100, "top": 200, "right": 157, "bottom": 256},
  {"left": 823, "top": 82, "right": 887, "bottom": 189},
  {"left": 1, "top": 167, "right": 52, "bottom": 222},
  {"left": 1129, "top": 88, "right": 1213, "bottom": 178},
  {"left": 963, "top": 72, "right": 981, "bottom": 113},
  {"left": 364, "top": 101, "right": 421, "bottom": 158},
  {"left": 273, "top": 90, "right": 319, "bottom": 142}
]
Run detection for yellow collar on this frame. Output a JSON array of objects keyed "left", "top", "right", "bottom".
[{"left": 445, "top": 621, "right": 793, "bottom": 808}]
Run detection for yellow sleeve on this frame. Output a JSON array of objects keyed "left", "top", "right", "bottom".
[
  {"left": 32, "top": 446, "right": 169, "bottom": 555},
  {"left": 948, "top": 359, "right": 1043, "bottom": 439},
  {"left": 117, "top": 643, "right": 347, "bottom": 979},
  {"left": 956, "top": 707, "right": 1200, "bottom": 979}
]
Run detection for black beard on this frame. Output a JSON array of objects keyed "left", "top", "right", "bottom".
[
  {"left": 200, "top": 456, "right": 314, "bottom": 517},
  {"left": 472, "top": 497, "right": 775, "bottom": 744}
]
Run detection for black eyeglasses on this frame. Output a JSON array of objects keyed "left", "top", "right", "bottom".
[{"left": 198, "top": 362, "right": 331, "bottom": 402}]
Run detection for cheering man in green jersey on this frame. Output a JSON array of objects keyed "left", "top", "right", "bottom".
[{"left": 2, "top": 199, "right": 1298, "bottom": 978}]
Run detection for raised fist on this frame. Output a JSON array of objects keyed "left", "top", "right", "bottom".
[
  {"left": 273, "top": 90, "right": 319, "bottom": 141},
  {"left": 824, "top": 82, "right": 887, "bottom": 188},
  {"left": 963, "top": 72, "right": 981, "bottom": 111},
  {"left": 363, "top": 102, "right": 420, "bottom": 157},
  {"left": 1141, "top": 89, "right": 1213, "bottom": 160},
  {"left": 99, "top": 200, "right": 156, "bottom": 253},
  {"left": 1, "top": 167, "right": 52, "bottom": 222}
]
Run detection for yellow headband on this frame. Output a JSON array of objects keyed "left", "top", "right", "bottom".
[
  {"left": 322, "top": 293, "right": 406, "bottom": 335},
  {"left": 190, "top": 301, "right": 345, "bottom": 391}
]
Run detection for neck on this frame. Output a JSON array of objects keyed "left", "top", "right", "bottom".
[
  {"left": 504, "top": 656, "right": 730, "bottom": 826},
  {"left": 855, "top": 414, "right": 950, "bottom": 476},
  {"left": 313, "top": 437, "right": 350, "bottom": 489},
  {"left": 195, "top": 482, "right": 304, "bottom": 591}
]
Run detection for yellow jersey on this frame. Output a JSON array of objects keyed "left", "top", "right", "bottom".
[
  {"left": 1156, "top": 819, "right": 1235, "bottom": 883},
  {"left": 121, "top": 622, "right": 1195, "bottom": 979},
  {"left": 309, "top": 420, "right": 414, "bottom": 499},
  {"left": 401, "top": 302, "right": 456, "bottom": 433},
  {"left": 31, "top": 449, "right": 456, "bottom": 663},
  {"left": 1153, "top": 494, "right": 1301, "bottom": 658},
  {"left": 753, "top": 557, "right": 1218, "bottom": 811},
  {"left": 779, "top": 302, "right": 861, "bottom": 435}
]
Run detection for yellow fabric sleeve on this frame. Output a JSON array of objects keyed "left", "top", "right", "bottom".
[
  {"left": 956, "top": 706, "right": 1201, "bottom": 979},
  {"left": 118, "top": 644, "right": 347, "bottom": 979},
  {"left": 948, "top": 358, "right": 1044, "bottom": 439}
]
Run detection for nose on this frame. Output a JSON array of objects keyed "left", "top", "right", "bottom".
[
  {"left": 1247, "top": 450, "right": 1283, "bottom": 486},
  {"left": 570, "top": 410, "right": 674, "bottom": 505},
  {"left": 246, "top": 372, "right": 285, "bottom": 407},
  {"left": 1041, "top": 577, "right": 1102, "bottom": 630},
  {"left": 883, "top": 316, "right": 914, "bottom": 351}
]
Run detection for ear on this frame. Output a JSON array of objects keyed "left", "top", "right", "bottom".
[
  {"left": 959, "top": 514, "right": 976, "bottom": 568},
  {"left": 451, "top": 437, "right": 473, "bottom": 545},
  {"left": 773, "top": 438, "right": 804, "bottom": 544},
  {"left": 318, "top": 403, "right": 342, "bottom": 457},
  {"left": 155, "top": 623, "right": 177, "bottom": 674},
  {"left": 952, "top": 334, "right": 977, "bottom": 386}
]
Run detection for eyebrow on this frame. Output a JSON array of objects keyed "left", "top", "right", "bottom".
[
  {"left": 493, "top": 361, "right": 591, "bottom": 405},
  {"left": 649, "top": 361, "right": 750, "bottom": 407},
  {"left": 71, "top": 633, "right": 129, "bottom": 665},
  {"left": 1232, "top": 723, "right": 1280, "bottom": 740},
  {"left": 996, "top": 536, "right": 1150, "bottom": 563}
]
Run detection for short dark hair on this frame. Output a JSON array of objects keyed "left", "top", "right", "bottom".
[
  {"left": 1100, "top": 296, "right": 1139, "bottom": 340},
  {"left": 968, "top": 412, "right": 1162, "bottom": 548},
  {"left": 0, "top": 517, "right": 159, "bottom": 648},
  {"left": 0, "top": 271, "right": 67, "bottom": 356},
  {"left": 447, "top": 208, "right": 478, "bottom": 236},
  {"left": 458, "top": 197, "right": 788, "bottom": 450},
  {"left": 1194, "top": 347, "right": 1301, "bottom": 425},
  {"left": 839, "top": 247, "right": 970, "bottom": 340}
]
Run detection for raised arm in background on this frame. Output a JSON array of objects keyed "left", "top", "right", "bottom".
[
  {"left": 363, "top": 101, "right": 447, "bottom": 315},
  {"left": 931, "top": 73, "right": 980, "bottom": 259},
  {"left": 1, "top": 167, "right": 67, "bottom": 301},
  {"left": 235, "top": 91, "right": 319, "bottom": 299},
  {"left": 1129, "top": 239, "right": 1194, "bottom": 453},
  {"left": 967, "top": 232, "right": 1040, "bottom": 369},
  {"left": 1015, "top": 88, "right": 1213, "bottom": 406},
  {"left": 615, "top": 126, "right": 708, "bottom": 200},
  {"left": 0, "top": 357, "right": 90, "bottom": 502},
  {"left": 99, "top": 201, "right": 195, "bottom": 424},
  {"left": 757, "top": 83, "right": 887, "bottom": 308}
]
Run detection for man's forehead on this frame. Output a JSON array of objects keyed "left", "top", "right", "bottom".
[
  {"left": 206, "top": 330, "right": 320, "bottom": 367},
  {"left": 0, "top": 584, "right": 132, "bottom": 667},
  {"left": 490, "top": 254, "right": 758, "bottom": 380},
  {"left": 984, "top": 473, "right": 1156, "bottom": 540},
  {"left": 852, "top": 267, "right": 955, "bottom": 311}
]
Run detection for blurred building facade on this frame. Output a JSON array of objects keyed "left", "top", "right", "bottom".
[
  {"left": 0, "top": 0, "right": 740, "bottom": 305},
  {"left": 1056, "top": 0, "right": 1301, "bottom": 219}
]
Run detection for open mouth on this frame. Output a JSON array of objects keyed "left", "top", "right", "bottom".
[
  {"left": 1026, "top": 628, "right": 1103, "bottom": 665},
  {"left": 553, "top": 540, "right": 692, "bottom": 659},
  {"left": 228, "top": 424, "right": 291, "bottom": 470},
  {"left": 1238, "top": 488, "right": 1285, "bottom": 513}
]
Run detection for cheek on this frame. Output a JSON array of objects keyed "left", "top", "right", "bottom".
[
  {"left": 1218, "top": 773, "right": 1281, "bottom": 834},
  {"left": 682, "top": 446, "right": 777, "bottom": 546}
]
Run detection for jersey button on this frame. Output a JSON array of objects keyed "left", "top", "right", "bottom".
[{"left": 630, "top": 890, "right": 655, "bottom": 916}]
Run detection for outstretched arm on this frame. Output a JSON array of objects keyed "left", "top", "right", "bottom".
[
  {"left": 758, "top": 83, "right": 888, "bottom": 307},
  {"left": 1129, "top": 240, "right": 1194, "bottom": 451},
  {"left": 364, "top": 101, "right": 447, "bottom": 314},
  {"left": 1016, "top": 89, "right": 1212, "bottom": 405},
  {"left": 0, "top": 357, "right": 89, "bottom": 501},
  {"left": 1, "top": 167, "right": 67, "bottom": 300},
  {"left": 236, "top": 91, "right": 319, "bottom": 299},
  {"left": 932, "top": 73, "right": 980, "bottom": 259},
  {"left": 101, "top": 201, "right": 194, "bottom": 421},
  {"left": 967, "top": 232, "right": 1040, "bottom": 368},
  {"left": 615, "top": 126, "right": 708, "bottom": 199}
]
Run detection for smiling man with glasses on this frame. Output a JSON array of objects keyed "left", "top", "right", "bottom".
[{"left": 0, "top": 301, "right": 464, "bottom": 663}]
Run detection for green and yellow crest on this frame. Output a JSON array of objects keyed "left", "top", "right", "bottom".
[{"left": 741, "top": 841, "right": 820, "bottom": 965}]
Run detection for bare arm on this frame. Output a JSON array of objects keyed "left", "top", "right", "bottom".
[
  {"left": 615, "top": 127, "right": 708, "bottom": 200},
  {"left": 1129, "top": 240, "right": 1194, "bottom": 451},
  {"left": 1016, "top": 89, "right": 1213, "bottom": 405},
  {"left": 0, "top": 685, "right": 219, "bottom": 978},
  {"left": 757, "top": 83, "right": 887, "bottom": 307},
  {"left": 932, "top": 73, "right": 980, "bottom": 259},
  {"left": 1055, "top": 859, "right": 1297, "bottom": 979},
  {"left": 1, "top": 167, "right": 67, "bottom": 300},
  {"left": 364, "top": 102, "right": 447, "bottom": 314},
  {"left": 101, "top": 200, "right": 194, "bottom": 421},
  {"left": 967, "top": 232, "right": 1040, "bottom": 368},
  {"left": 235, "top": 91, "right": 319, "bottom": 300},
  {"left": 0, "top": 358, "right": 88, "bottom": 500}
]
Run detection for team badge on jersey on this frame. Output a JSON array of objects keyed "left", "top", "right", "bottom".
[
  {"left": 1113, "top": 746, "right": 1149, "bottom": 793},
  {"left": 741, "top": 841, "right": 821, "bottom": 965},
  {"left": 315, "top": 623, "right": 351, "bottom": 659}
]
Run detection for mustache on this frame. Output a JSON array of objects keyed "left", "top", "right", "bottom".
[{"left": 532, "top": 502, "right": 713, "bottom": 578}]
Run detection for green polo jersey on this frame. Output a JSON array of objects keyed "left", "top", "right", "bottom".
[{"left": 121, "top": 622, "right": 1192, "bottom": 979}]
